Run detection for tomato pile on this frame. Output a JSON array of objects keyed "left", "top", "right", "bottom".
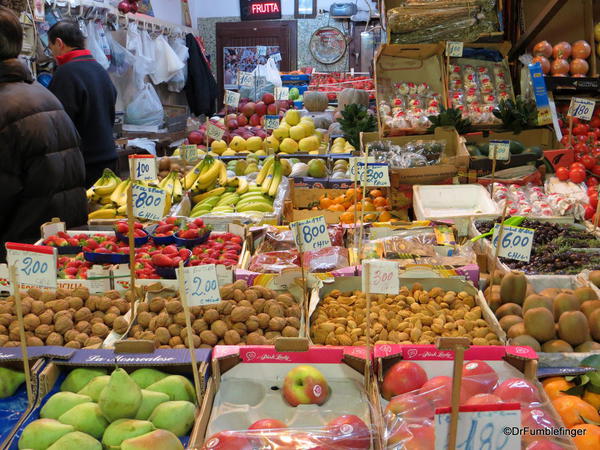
[{"left": 309, "top": 72, "right": 375, "bottom": 101}]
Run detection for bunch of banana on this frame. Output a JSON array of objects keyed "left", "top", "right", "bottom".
[
  {"left": 158, "top": 171, "right": 183, "bottom": 204},
  {"left": 86, "top": 169, "right": 121, "bottom": 204},
  {"left": 183, "top": 156, "right": 228, "bottom": 194},
  {"left": 189, "top": 183, "right": 275, "bottom": 217},
  {"left": 256, "top": 156, "right": 282, "bottom": 198}
]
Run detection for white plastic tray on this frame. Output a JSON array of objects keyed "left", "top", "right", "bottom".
[{"left": 413, "top": 185, "right": 499, "bottom": 221}]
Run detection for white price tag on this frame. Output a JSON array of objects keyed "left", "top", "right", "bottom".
[
  {"left": 131, "top": 184, "right": 167, "bottom": 221},
  {"left": 356, "top": 162, "right": 391, "bottom": 187},
  {"left": 290, "top": 216, "right": 332, "bottom": 252},
  {"left": 349, "top": 156, "right": 375, "bottom": 176},
  {"left": 180, "top": 145, "right": 199, "bottom": 162},
  {"left": 363, "top": 259, "right": 399, "bottom": 295},
  {"left": 489, "top": 140, "right": 510, "bottom": 161},
  {"left": 224, "top": 90, "right": 240, "bottom": 108},
  {"left": 435, "top": 404, "right": 521, "bottom": 450},
  {"left": 264, "top": 115, "right": 280, "bottom": 130},
  {"left": 129, "top": 155, "right": 157, "bottom": 181},
  {"left": 237, "top": 71, "right": 254, "bottom": 87},
  {"left": 6, "top": 243, "right": 57, "bottom": 291},
  {"left": 183, "top": 264, "right": 222, "bottom": 306},
  {"left": 492, "top": 224, "right": 535, "bottom": 262},
  {"left": 274, "top": 87, "right": 289, "bottom": 101},
  {"left": 257, "top": 45, "right": 267, "bottom": 56},
  {"left": 206, "top": 122, "right": 225, "bottom": 141},
  {"left": 272, "top": 52, "right": 282, "bottom": 63},
  {"left": 568, "top": 97, "right": 595, "bottom": 121},
  {"left": 446, "top": 41, "right": 464, "bottom": 57}
]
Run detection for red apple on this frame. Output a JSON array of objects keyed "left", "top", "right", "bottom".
[
  {"left": 249, "top": 114, "right": 261, "bottom": 127},
  {"left": 464, "top": 393, "right": 503, "bottom": 406},
  {"left": 242, "top": 102, "right": 256, "bottom": 118},
  {"left": 522, "top": 407, "right": 558, "bottom": 445},
  {"left": 283, "top": 365, "right": 329, "bottom": 406},
  {"left": 384, "top": 393, "right": 434, "bottom": 421},
  {"left": 267, "top": 103, "right": 278, "bottom": 115},
  {"left": 262, "top": 92, "right": 275, "bottom": 105},
  {"left": 248, "top": 419, "right": 287, "bottom": 430},
  {"left": 493, "top": 378, "right": 540, "bottom": 405},
  {"left": 387, "top": 422, "right": 435, "bottom": 448},
  {"left": 225, "top": 113, "right": 237, "bottom": 121},
  {"left": 202, "top": 431, "right": 253, "bottom": 450},
  {"left": 418, "top": 376, "right": 453, "bottom": 408},
  {"left": 326, "top": 415, "right": 370, "bottom": 449},
  {"left": 255, "top": 101, "right": 267, "bottom": 116},
  {"left": 462, "top": 360, "right": 499, "bottom": 396},
  {"left": 226, "top": 119, "right": 238, "bottom": 130},
  {"left": 188, "top": 130, "right": 204, "bottom": 145},
  {"left": 236, "top": 114, "right": 248, "bottom": 126},
  {"left": 255, "top": 130, "right": 268, "bottom": 139},
  {"left": 381, "top": 361, "right": 428, "bottom": 400}
]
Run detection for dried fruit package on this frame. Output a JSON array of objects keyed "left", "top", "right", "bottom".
[
  {"left": 255, "top": 225, "right": 344, "bottom": 253},
  {"left": 248, "top": 251, "right": 300, "bottom": 273}
]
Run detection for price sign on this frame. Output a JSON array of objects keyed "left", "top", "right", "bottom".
[
  {"left": 257, "top": 45, "right": 267, "bottom": 56},
  {"left": 237, "top": 71, "right": 254, "bottom": 87},
  {"left": 492, "top": 224, "right": 535, "bottom": 262},
  {"left": 180, "top": 145, "right": 199, "bottom": 162},
  {"left": 274, "top": 87, "right": 289, "bottom": 100},
  {"left": 489, "top": 140, "right": 510, "bottom": 161},
  {"left": 349, "top": 156, "right": 375, "bottom": 176},
  {"left": 446, "top": 41, "right": 464, "bottom": 57},
  {"left": 6, "top": 243, "right": 57, "bottom": 291},
  {"left": 363, "top": 259, "right": 399, "bottom": 295},
  {"left": 129, "top": 155, "right": 157, "bottom": 181},
  {"left": 356, "top": 162, "right": 391, "bottom": 187},
  {"left": 131, "top": 184, "right": 167, "bottom": 221},
  {"left": 206, "top": 122, "right": 225, "bottom": 141},
  {"left": 290, "top": 216, "right": 332, "bottom": 252},
  {"left": 435, "top": 404, "right": 521, "bottom": 450},
  {"left": 224, "top": 90, "right": 240, "bottom": 108},
  {"left": 568, "top": 97, "right": 595, "bottom": 120},
  {"left": 264, "top": 115, "right": 280, "bottom": 130},
  {"left": 272, "top": 52, "right": 282, "bottom": 63},
  {"left": 182, "top": 264, "right": 222, "bottom": 306}
]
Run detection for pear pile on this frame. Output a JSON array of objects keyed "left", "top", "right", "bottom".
[
  {"left": 19, "top": 367, "right": 196, "bottom": 450},
  {"left": 0, "top": 367, "right": 25, "bottom": 398}
]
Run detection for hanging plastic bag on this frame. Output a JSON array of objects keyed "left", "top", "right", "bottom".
[
  {"left": 95, "top": 22, "right": 112, "bottom": 63},
  {"left": 107, "top": 31, "right": 136, "bottom": 77},
  {"left": 125, "top": 83, "right": 164, "bottom": 126},
  {"left": 140, "top": 30, "right": 157, "bottom": 78},
  {"left": 240, "top": 56, "right": 282, "bottom": 101},
  {"left": 254, "top": 56, "right": 282, "bottom": 87},
  {"left": 86, "top": 21, "right": 109, "bottom": 69},
  {"left": 167, "top": 36, "right": 189, "bottom": 92},
  {"left": 150, "top": 34, "right": 184, "bottom": 84}
]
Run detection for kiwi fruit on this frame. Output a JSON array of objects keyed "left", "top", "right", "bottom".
[
  {"left": 541, "top": 339, "right": 574, "bottom": 353},
  {"left": 510, "top": 334, "right": 541, "bottom": 352},
  {"left": 558, "top": 311, "right": 591, "bottom": 346},
  {"left": 495, "top": 303, "right": 523, "bottom": 319},
  {"left": 524, "top": 307, "right": 556, "bottom": 343}
]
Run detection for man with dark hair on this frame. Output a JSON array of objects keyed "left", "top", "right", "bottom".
[
  {"left": 48, "top": 20, "right": 118, "bottom": 187},
  {"left": 0, "top": 6, "right": 87, "bottom": 259}
]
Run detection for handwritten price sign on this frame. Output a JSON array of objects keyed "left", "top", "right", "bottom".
[
  {"left": 489, "top": 140, "right": 510, "bottom": 161},
  {"left": 274, "top": 87, "right": 289, "bottom": 101},
  {"left": 349, "top": 156, "right": 375, "bottom": 177},
  {"left": 290, "top": 216, "right": 332, "bottom": 252},
  {"left": 492, "top": 224, "right": 535, "bottom": 262},
  {"left": 568, "top": 97, "right": 595, "bottom": 121},
  {"left": 180, "top": 145, "right": 199, "bottom": 162},
  {"left": 363, "top": 259, "right": 399, "bottom": 295},
  {"left": 183, "top": 264, "right": 222, "bottom": 306},
  {"left": 224, "top": 90, "right": 240, "bottom": 108},
  {"left": 264, "top": 115, "right": 280, "bottom": 130},
  {"left": 446, "top": 41, "right": 464, "bottom": 57},
  {"left": 435, "top": 404, "right": 521, "bottom": 450},
  {"left": 272, "top": 52, "right": 282, "bottom": 63},
  {"left": 237, "top": 71, "right": 254, "bottom": 87},
  {"left": 129, "top": 155, "right": 157, "bottom": 181},
  {"left": 6, "top": 243, "right": 57, "bottom": 290},
  {"left": 131, "top": 184, "right": 167, "bottom": 221},
  {"left": 206, "top": 122, "right": 225, "bottom": 141},
  {"left": 356, "top": 162, "right": 391, "bottom": 187}
]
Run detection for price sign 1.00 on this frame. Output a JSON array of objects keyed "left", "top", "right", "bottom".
[{"left": 129, "top": 155, "right": 157, "bottom": 181}]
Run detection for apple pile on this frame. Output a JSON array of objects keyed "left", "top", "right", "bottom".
[{"left": 117, "top": 0, "right": 139, "bottom": 14}]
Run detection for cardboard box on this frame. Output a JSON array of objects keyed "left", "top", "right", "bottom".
[{"left": 464, "top": 127, "right": 557, "bottom": 150}]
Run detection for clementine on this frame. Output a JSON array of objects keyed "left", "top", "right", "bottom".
[
  {"left": 583, "top": 390, "right": 600, "bottom": 410},
  {"left": 379, "top": 211, "right": 392, "bottom": 222},
  {"left": 552, "top": 395, "right": 600, "bottom": 427},
  {"left": 339, "top": 212, "right": 355, "bottom": 224},
  {"left": 374, "top": 196, "right": 388, "bottom": 207},
  {"left": 543, "top": 378, "right": 574, "bottom": 400},
  {"left": 370, "top": 189, "right": 383, "bottom": 198},
  {"left": 571, "top": 424, "right": 600, "bottom": 450},
  {"left": 362, "top": 201, "right": 376, "bottom": 212},
  {"left": 327, "top": 204, "right": 345, "bottom": 212},
  {"left": 319, "top": 197, "right": 334, "bottom": 209}
]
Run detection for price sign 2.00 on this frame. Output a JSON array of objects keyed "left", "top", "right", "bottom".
[
  {"left": 5, "top": 243, "right": 58, "bottom": 290},
  {"left": 182, "top": 264, "right": 222, "bottom": 306},
  {"left": 290, "top": 216, "right": 332, "bottom": 252},
  {"left": 492, "top": 224, "right": 535, "bottom": 262}
]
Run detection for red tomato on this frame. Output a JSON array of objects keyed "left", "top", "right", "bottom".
[
  {"left": 573, "top": 124, "right": 589, "bottom": 136},
  {"left": 574, "top": 142, "right": 588, "bottom": 154},
  {"left": 585, "top": 204, "right": 596, "bottom": 220},
  {"left": 556, "top": 166, "right": 570, "bottom": 181},
  {"left": 591, "top": 116, "right": 600, "bottom": 128},
  {"left": 560, "top": 136, "right": 571, "bottom": 146},
  {"left": 592, "top": 165, "right": 600, "bottom": 176},
  {"left": 589, "top": 192, "right": 598, "bottom": 208},
  {"left": 571, "top": 162, "right": 586, "bottom": 170},
  {"left": 588, "top": 177, "right": 599, "bottom": 187},
  {"left": 581, "top": 154, "right": 597, "bottom": 169},
  {"left": 570, "top": 167, "right": 587, "bottom": 183}
]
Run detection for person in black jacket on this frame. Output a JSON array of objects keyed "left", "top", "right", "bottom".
[
  {"left": 0, "top": 6, "right": 87, "bottom": 260},
  {"left": 47, "top": 20, "right": 118, "bottom": 187},
  {"left": 184, "top": 33, "right": 217, "bottom": 117}
]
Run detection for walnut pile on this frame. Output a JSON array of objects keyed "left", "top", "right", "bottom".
[
  {"left": 311, "top": 283, "right": 502, "bottom": 346},
  {"left": 0, "top": 287, "right": 131, "bottom": 348},
  {"left": 129, "top": 280, "right": 300, "bottom": 348}
]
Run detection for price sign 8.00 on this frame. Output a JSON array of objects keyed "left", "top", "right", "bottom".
[
  {"left": 131, "top": 184, "right": 167, "bottom": 221},
  {"left": 290, "top": 216, "right": 332, "bottom": 252}
]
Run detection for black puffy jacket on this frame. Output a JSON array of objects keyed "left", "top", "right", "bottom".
[{"left": 0, "top": 59, "right": 87, "bottom": 259}]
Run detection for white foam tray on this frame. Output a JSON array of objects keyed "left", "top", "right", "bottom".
[{"left": 413, "top": 185, "right": 499, "bottom": 221}]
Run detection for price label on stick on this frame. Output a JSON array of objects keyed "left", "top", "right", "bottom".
[
  {"left": 356, "top": 162, "right": 391, "bottom": 187},
  {"left": 6, "top": 243, "right": 57, "bottom": 291},
  {"left": 568, "top": 97, "right": 595, "bottom": 121},
  {"left": 349, "top": 156, "right": 375, "bottom": 177},
  {"left": 224, "top": 90, "right": 240, "bottom": 108},
  {"left": 435, "top": 403, "right": 521, "bottom": 450},
  {"left": 274, "top": 87, "right": 289, "bottom": 101},
  {"left": 272, "top": 52, "right": 282, "bottom": 63},
  {"left": 363, "top": 259, "right": 399, "bottom": 295},
  {"left": 290, "top": 216, "right": 332, "bottom": 252},
  {"left": 206, "top": 122, "right": 225, "bottom": 141},
  {"left": 492, "top": 224, "right": 535, "bottom": 262},
  {"left": 131, "top": 184, "right": 167, "bottom": 221},
  {"left": 264, "top": 115, "right": 280, "bottom": 130},
  {"left": 446, "top": 41, "right": 464, "bottom": 57},
  {"left": 182, "top": 264, "right": 222, "bottom": 306},
  {"left": 180, "top": 145, "right": 199, "bottom": 162},
  {"left": 489, "top": 140, "right": 510, "bottom": 161},
  {"left": 237, "top": 71, "right": 254, "bottom": 87},
  {"left": 129, "top": 155, "right": 157, "bottom": 181}
]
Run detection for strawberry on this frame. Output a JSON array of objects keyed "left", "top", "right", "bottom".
[
  {"left": 179, "top": 249, "right": 190, "bottom": 259},
  {"left": 151, "top": 254, "right": 174, "bottom": 267},
  {"left": 68, "top": 238, "right": 79, "bottom": 246},
  {"left": 134, "top": 229, "right": 146, "bottom": 238},
  {"left": 116, "top": 222, "right": 129, "bottom": 234},
  {"left": 193, "top": 218, "right": 204, "bottom": 228},
  {"left": 163, "top": 245, "right": 178, "bottom": 255}
]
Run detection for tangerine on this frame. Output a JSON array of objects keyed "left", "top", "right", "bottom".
[
  {"left": 319, "top": 197, "right": 334, "bottom": 209},
  {"left": 583, "top": 390, "right": 600, "bottom": 410},
  {"left": 364, "top": 213, "right": 378, "bottom": 222},
  {"left": 362, "top": 201, "right": 376, "bottom": 212},
  {"left": 346, "top": 188, "right": 360, "bottom": 199},
  {"left": 370, "top": 189, "right": 383, "bottom": 198},
  {"left": 333, "top": 195, "right": 346, "bottom": 205},
  {"left": 328, "top": 204, "right": 345, "bottom": 212},
  {"left": 552, "top": 395, "right": 600, "bottom": 427},
  {"left": 543, "top": 378, "right": 574, "bottom": 400},
  {"left": 571, "top": 424, "right": 600, "bottom": 450},
  {"left": 379, "top": 211, "right": 392, "bottom": 222},
  {"left": 340, "top": 212, "right": 355, "bottom": 224},
  {"left": 374, "top": 197, "right": 388, "bottom": 207}
]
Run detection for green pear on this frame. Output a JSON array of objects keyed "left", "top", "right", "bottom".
[
  {"left": 148, "top": 401, "right": 195, "bottom": 436},
  {"left": 40, "top": 392, "right": 92, "bottom": 419},
  {"left": 78, "top": 375, "right": 110, "bottom": 401},
  {"left": 146, "top": 375, "right": 196, "bottom": 403},
  {"left": 58, "top": 402, "right": 108, "bottom": 439},
  {"left": 135, "top": 390, "right": 170, "bottom": 420},
  {"left": 99, "top": 368, "right": 142, "bottom": 422},
  {"left": 18, "top": 418, "right": 74, "bottom": 450},
  {"left": 47, "top": 431, "right": 102, "bottom": 450},
  {"left": 101, "top": 419, "right": 155, "bottom": 448},
  {"left": 61, "top": 368, "right": 107, "bottom": 392},
  {"left": 0, "top": 367, "right": 25, "bottom": 398},
  {"left": 129, "top": 368, "right": 168, "bottom": 389},
  {"left": 121, "top": 429, "right": 183, "bottom": 450}
]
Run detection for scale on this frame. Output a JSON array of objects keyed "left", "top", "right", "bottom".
[{"left": 309, "top": 26, "right": 348, "bottom": 65}]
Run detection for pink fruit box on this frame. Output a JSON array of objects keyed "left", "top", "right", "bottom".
[
  {"left": 374, "top": 344, "right": 576, "bottom": 449},
  {"left": 190, "top": 341, "right": 385, "bottom": 449}
]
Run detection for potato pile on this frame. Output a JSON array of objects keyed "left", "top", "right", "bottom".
[
  {"left": 128, "top": 280, "right": 301, "bottom": 348},
  {"left": 311, "top": 283, "right": 502, "bottom": 346},
  {"left": 0, "top": 287, "right": 130, "bottom": 348}
]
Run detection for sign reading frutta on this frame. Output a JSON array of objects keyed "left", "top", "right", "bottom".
[
  {"left": 239, "top": 0, "right": 281, "bottom": 21},
  {"left": 129, "top": 154, "right": 157, "bottom": 181},
  {"left": 6, "top": 243, "right": 58, "bottom": 290}
]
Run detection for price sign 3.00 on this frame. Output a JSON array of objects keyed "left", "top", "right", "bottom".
[
  {"left": 6, "top": 243, "right": 58, "bottom": 291},
  {"left": 492, "top": 224, "right": 535, "bottom": 262},
  {"left": 363, "top": 259, "right": 399, "bottom": 295},
  {"left": 355, "top": 162, "right": 391, "bottom": 187},
  {"left": 290, "top": 216, "right": 332, "bottom": 252}
]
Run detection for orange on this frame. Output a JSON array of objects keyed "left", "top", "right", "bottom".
[
  {"left": 373, "top": 196, "right": 388, "bottom": 207},
  {"left": 333, "top": 195, "right": 346, "bottom": 205},
  {"left": 571, "top": 424, "right": 600, "bottom": 450},
  {"left": 362, "top": 201, "right": 376, "bottom": 212},
  {"left": 379, "top": 211, "right": 392, "bottom": 222},
  {"left": 542, "top": 377, "right": 565, "bottom": 388},
  {"left": 327, "top": 204, "right": 345, "bottom": 212},
  {"left": 342, "top": 200, "right": 353, "bottom": 210},
  {"left": 583, "top": 390, "right": 600, "bottom": 410},
  {"left": 552, "top": 395, "right": 600, "bottom": 427},
  {"left": 370, "top": 189, "right": 383, "bottom": 198},
  {"left": 339, "top": 212, "right": 355, "bottom": 224},
  {"left": 364, "top": 213, "right": 377, "bottom": 222},
  {"left": 346, "top": 188, "right": 360, "bottom": 199},
  {"left": 319, "top": 197, "right": 334, "bottom": 209},
  {"left": 543, "top": 378, "right": 574, "bottom": 400}
]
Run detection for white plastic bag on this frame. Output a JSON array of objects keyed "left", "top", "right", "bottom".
[
  {"left": 150, "top": 35, "right": 184, "bottom": 84},
  {"left": 167, "top": 36, "right": 189, "bottom": 92},
  {"left": 125, "top": 83, "right": 164, "bottom": 126},
  {"left": 140, "top": 30, "right": 157, "bottom": 78},
  {"left": 254, "top": 57, "right": 282, "bottom": 87},
  {"left": 86, "top": 21, "right": 109, "bottom": 69},
  {"left": 107, "top": 32, "right": 136, "bottom": 77}
]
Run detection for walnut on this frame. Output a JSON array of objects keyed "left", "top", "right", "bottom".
[
  {"left": 65, "top": 341, "right": 81, "bottom": 349},
  {"left": 85, "top": 296, "right": 98, "bottom": 311},
  {"left": 282, "top": 326, "right": 299, "bottom": 337},
  {"left": 203, "top": 309, "right": 219, "bottom": 324},
  {"left": 66, "top": 296, "right": 83, "bottom": 310},
  {"left": 75, "top": 321, "right": 91, "bottom": 335},
  {"left": 0, "top": 303, "right": 11, "bottom": 315},
  {"left": 149, "top": 297, "right": 166, "bottom": 313},
  {"left": 155, "top": 327, "right": 171, "bottom": 344},
  {"left": 54, "top": 310, "right": 72, "bottom": 322},
  {"left": 74, "top": 307, "right": 92, "bottom": 322},
  {"left": 156, "top": 312, "right": 171, "bottom": 328},
  {"left": 268, "top": 317, "right": 286, "bottom": 331},
  {"left": 246, "top": 316, "right": 259, "bottom": 332},
  {"left": 34, "top": 324, "right": 52, "bottom": 340},
  {"left": 148, "top": 317, "right": 158, "bottom": 332},
  {"left": 92, "top": 311, "right": 105, "bottom": 320},
  {"left": 137, "top": 312, "right": 153, "bottom": 327},
  {"left": 231, "top": 306, "right": 253, "bottom": 323},
  {"left": 46, "top": 332, "right": 63, "bottom": 345},
  {"left": 38, "top": 310, "right": 53, "bottom": 325},
  {"left": 165, "top": 300, "right": 183, "bottom": 314},
  {"left": 286, "top": 305, "right": 301, "bottom": 318},
  {"left": 265, "top": 331, "right": 281, "bottom": 340},
  {"left": 140, "top": 331, "right": 155, "bottom": 341},
  {"left": 104, "top": 290, "right": 121, "bottom": 300},
  {"left": 26, "top": 336, "right": 44, "bottom": 346},
  {"left": 113, "top": 317, "right": 129, "bottom": 335},
  {"left": 168, "top": 324, "right": 183, "bottom": 336},
  {"left": 224, "top": 330, "right": 241, "bottom": 345},
  {"left": 90, "top": 317, "right": 104, "bottom": 325},
  {"left": 20, "top": 298, "right": 32, "bottom": 315},
  {"left": 91, "top": 323, "right": 109, "bottom": 338},
  {"left": 276, "top": 293, "right": 295, "bottom": 306},
  {"left": 232, "top": 289, "right": 246, "bottom": 302},
  {"left": 103, "top": 313, "right": 118, "bottom": 327},
  {"left": 72, "top": 287, "right": 89, "bottom": 301},
  {"left": 257, "top": 313, "right": 270, "bottom": 328},
  {"left": 50, "top": 299, "right": 69, "bottom": 312},
  {"left": 95, "top": 297, "right": 112, "bottom": 312},
  {"left": 199, "top": 330, "right": 218, "bottom": 346},
  {"left": 113, "top": 299, "right": 129, "bottom": 314},
  {"left": 55, "top": 316, "right": 74, "bottom": 334},
  {"left": 253, "top": 298, "right": 266, "bottom": 313},
  {"left": 27, "top": 288, "right": 43, "bottom": 300},
  {"left": 55, "top": 288, "right": 71, "bottom": 299},
  {"left": 23, "top": 314, "right": 40, "bottom": 331},
  {"left": 266, "top": 303, "right": 284, "bottom": 318},
  {"left": 0, "top": 336, "right": 8, "bottom": 346},
  {"left": 286, "top": 317, "right": 300, "bottom": 329},
  {"left": 76, "top": 333, "right": 89, "bottom": 345},
  {"left": 84, "top": 336, "right": 103, "bottom": 347},
  {"left": 192, "top": 319, "right": 208, "bottom": 333},
  {"left": 173, "top": 312, "right": 188, "bottom": 326},
  {"left": 246, "top": 332, "right": 265, "bottom": 345},
  {"left": 64, "top": 329, "right": 79, "bottom": 342},
  {"left": 0, "top": 314, "right": 11, "bottom": 327},
  {"left": 137, "top": 302, "right": 149, "bottom": 313},
  {"left": 169, "top": 336, "right": 183, "bottom": 347},
  {"left": 232, "top": 323, "right": 247, "bottom": 336},
  {"left": 183, "top": 333, "right": 201, "bottom": 348}
]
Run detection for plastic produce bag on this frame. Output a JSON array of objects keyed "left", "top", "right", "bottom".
[
  {"left": 125, "top": 83, "right": 164, "bottom": 126},
  {"left": 240, "top": 56, "right": 282, "bottom": 101},
  {"left": 168, "top": 36, "right": 189, "bottom": 92},
  {"left": 107, "top": 32, "right": 136, "bottom": 77},
  {"left": 86, "top": 21, "right": 109, "bottom": 69},
  {"left": 150, "top": 34, "right": 185, "bottom": 85},
  {"left": 140, "top": 30, "right": 157, "bottom": 78}
]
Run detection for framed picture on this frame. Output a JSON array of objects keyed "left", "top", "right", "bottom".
[{"left": 294, "top": 0, "right": 317, "bottom": 19}]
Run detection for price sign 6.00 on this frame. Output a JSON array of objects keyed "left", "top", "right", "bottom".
[{"left": 492, "top": 224, "right": 535, "bottom": 262}]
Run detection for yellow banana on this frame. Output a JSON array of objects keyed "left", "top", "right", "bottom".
[
  {"left": 172, "top": 177, "right": 183, "bottom": 203},
  {"left": 268, "top": 160, "right": 282, "bottom": 197},
  {"left": 226, "top": 177, "right": 239, "bottom": 187},
  {"left": 261, "top": 162, "right": 275, "bottom": 194},
  {"left": 236, "top": 177, "right": 249, "bottom": 194},
  {"left": 256, "top": 156, "right": 274, "bottom": 185},
  {"left": 218, "top": 161, "right": 227, "bottom": 186},
  {"left": 117, "top": 204, "right": 127, "bottom": 215},
  {"left": 192, "top": 187, "right": 226, "bottom": 204},
  {"left": 89, "top": 208, "right": 117, "bottom": 219},
  {"left": 183, "top": 160, "right": 204, "bottom": 190},
  {"left": 114, "top": 179, "right": 132, "bottom": 207},
  {"left": 198, "top": 157, "right": 220, "bottom": 185},
  {"left": 110, "top": 179, "right": 129, "bottom": 204},
  {"left": 94, "top": 169, "right": 121, "bottom": 196}
]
